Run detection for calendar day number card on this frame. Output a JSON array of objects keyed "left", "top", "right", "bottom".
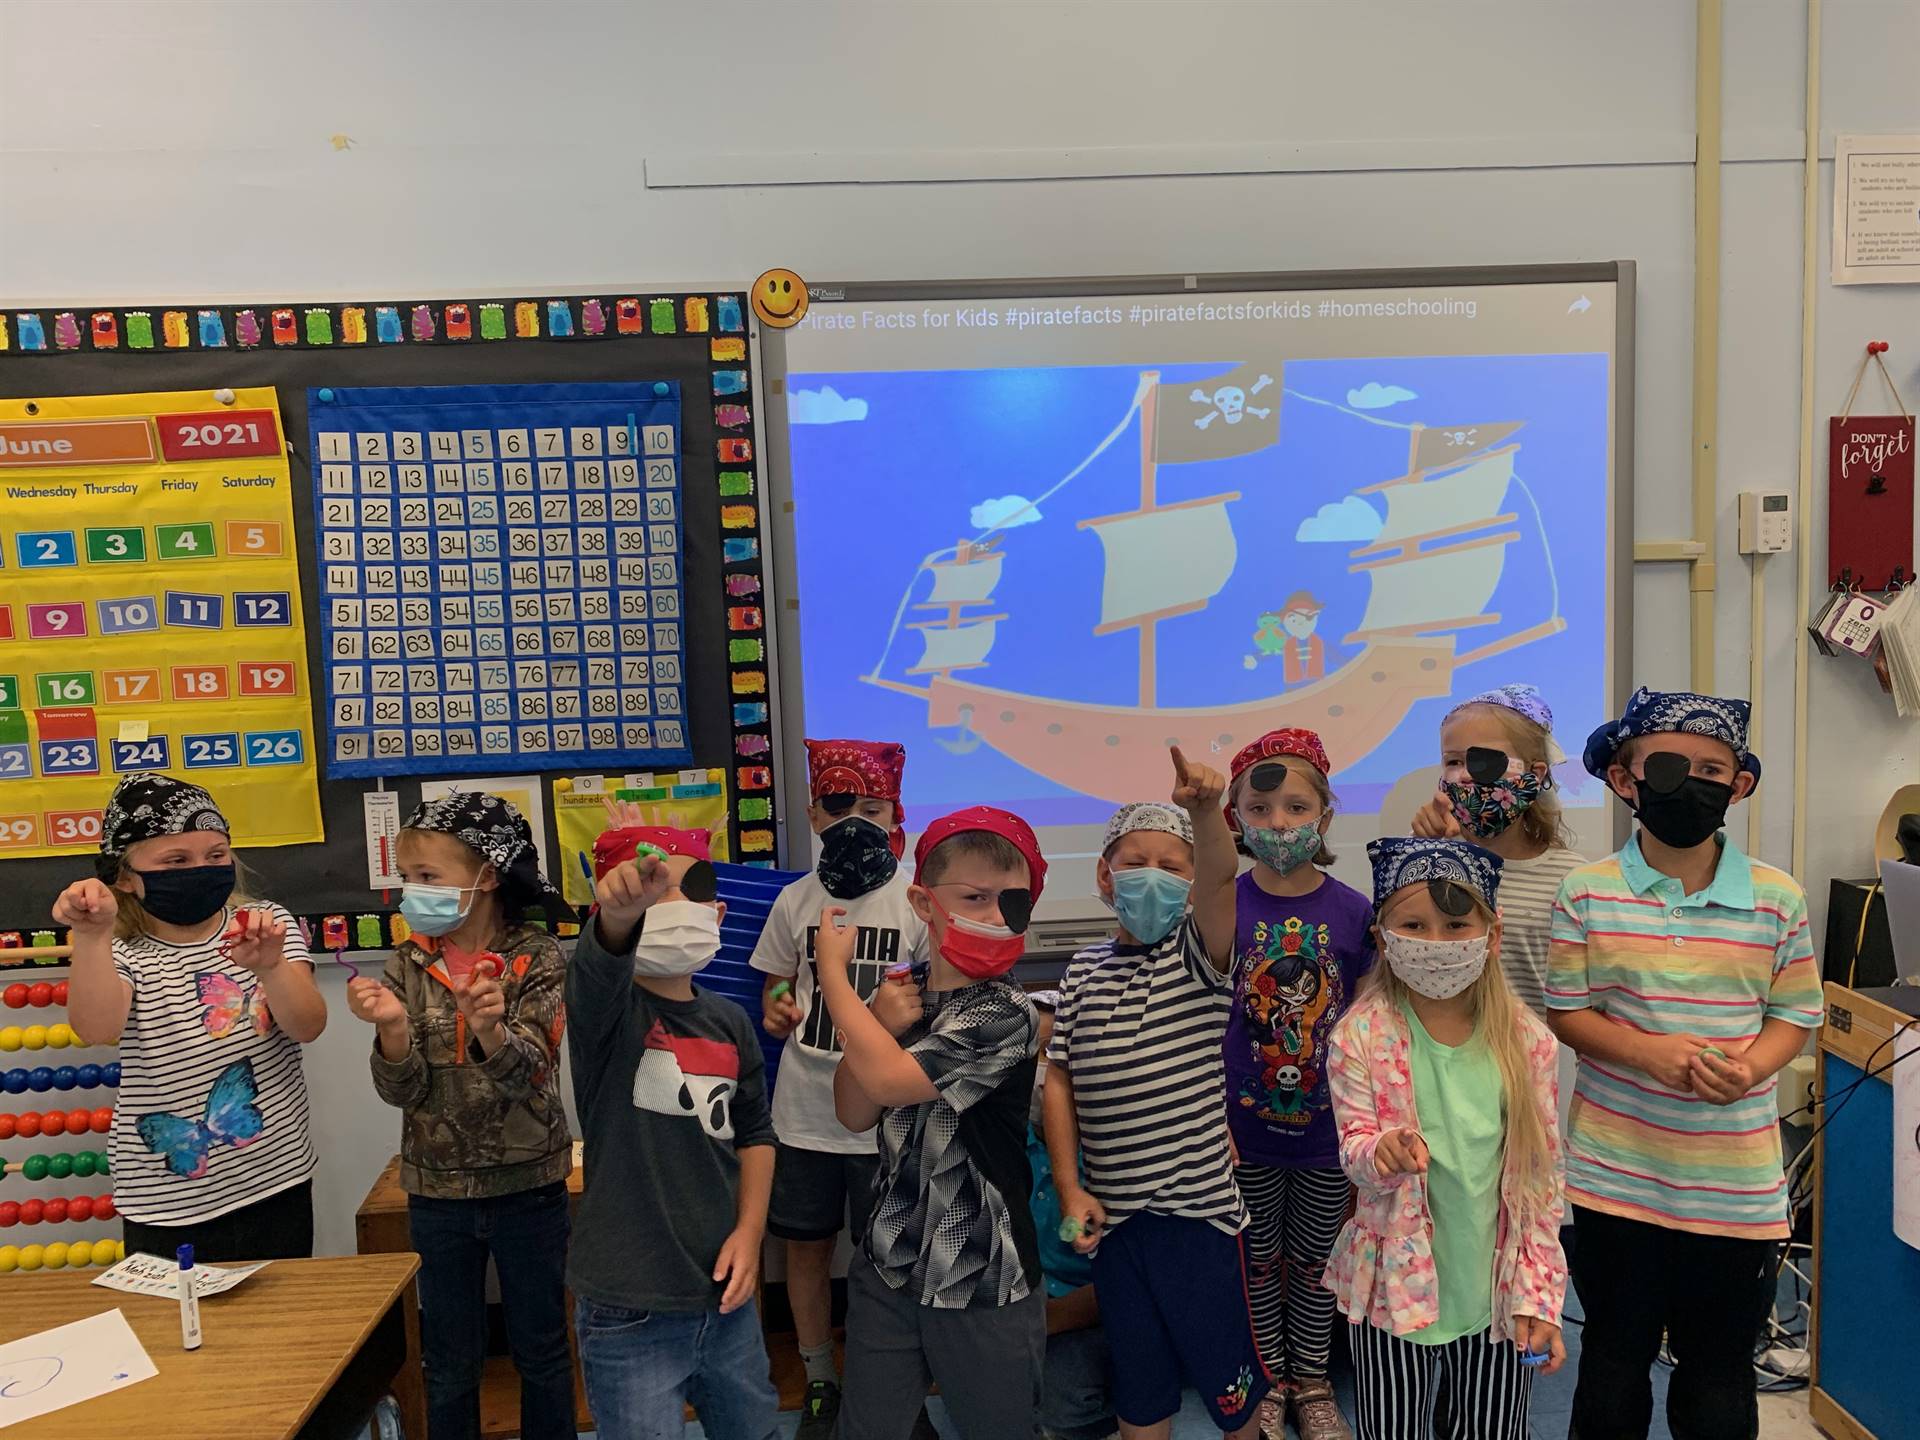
[
  {"left": 309, "top": 382, "right": 692, "bottom": 779},
  {"left": 0, "top": 387, "right": 323, "bottom": 857}
]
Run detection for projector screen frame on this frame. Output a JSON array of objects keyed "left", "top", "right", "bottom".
[{"left": 757, "top": 262, "right": 1635, "bottom": 921}]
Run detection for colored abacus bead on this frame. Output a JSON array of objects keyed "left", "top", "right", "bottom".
[
  {"left": 1, "top": 1071, "right": 23, "bottom": 1093},
  {"left": 102, "top": 1063, "right": 121, "bottom": 1086},
  {"left": 26, "top": 984, "right": 51, "bottom": 1008},
  {"left": 38, "top": 1111, "right": 63, "bottom": 1137},
  {"left": 0, "top": 1030, "right": 20, "bottom": 1052},
  {"left": 70, "top": 1108, "right": 94, "bottom": 1133},
  {"left": 0, "top": 1203, "right": 17, "bottom": 1227},
  {"left": 21, "top": 1027, "right": 46, "bottom": 1050},
  {"left": 0, "top": 1116, "right": 13, "bottom": 1140},
  {"left": 68, "top": 1195, "right": 92, "bottom": 1222},
  {"left": 26, "top": 1068, "right": 51, "bottom": 1092},
  {"left": 18, "top": 1244, "right": 43, "bottom": 1271},
  {"left": 75, "top": 1065, "right": 100, "bottom": 1088},
  {"left": 2, "top": 985, "right": 25, "bottom": 1009},
  {"left": 51, "top": 982, "right": 66, "bottom": 1006},
  {"left": 20, "top": 1155, "right": 47, "bottom": 1180},
  {"left": 45, "top": 1025, "right": 72, "bottom": 1049},
  {"left": 65, "top": 1241, "right": 89, "bottom": 1268},
  {"left": 71, "top": 1150, "right": 98, "bottom": 1178},
  {"left": 46, "top": 1153, "right": 72, "bottom": 1179},
  {"left": 16, "top": 1114, "right": 40, "bottom": 1138},
  {"left": 91, "top": 1107, "right": 112, "bottom": 1133},
  {"left": 0, "top": 1247, "right": 15, "bottom": 1273},
  {"left": 52, "top": 1067, "right": 76, "bottom": 1091},
  {"left": 18, "top": 1200, "right": 42, "bottom": 1225},
  {"left": 97, "top": 1196, "right": 115, "bottom": 1220},
  {"left": 42, "top": 1198, "right": 67, "bottom": 1225}
]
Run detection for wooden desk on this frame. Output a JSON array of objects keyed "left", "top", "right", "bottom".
[
  {"left": 356, "top": 1155, "right": 810, "bottom": 1438},
  {"left": 1810, "top": 983, "right": 1920, "bottom": 1440},
  {"left": 0, "top": 1253, "right": 419, "bottom": 1440}
]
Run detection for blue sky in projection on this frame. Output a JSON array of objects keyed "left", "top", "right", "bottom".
[{"left": 786, "top": 354, "right": 1610, "bottom": 825}]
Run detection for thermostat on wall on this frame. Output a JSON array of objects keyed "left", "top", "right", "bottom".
[{"left": 1738, "top": 490, "right": 1793, "bottom": 554}]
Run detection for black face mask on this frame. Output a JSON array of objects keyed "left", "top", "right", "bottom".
[
  {"left": 1632, "top": 776, "right": 1734, "bottom": 849},
  {"left": 135, "top": 864, "right": 237, "bottom": 926},
  {"left": 817, "top": 816, "right": 898, "bottom": 900}
]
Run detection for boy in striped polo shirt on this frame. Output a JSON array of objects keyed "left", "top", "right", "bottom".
[{"left": 1545, "top": 688, "right": 1821, "bottom": 1440}]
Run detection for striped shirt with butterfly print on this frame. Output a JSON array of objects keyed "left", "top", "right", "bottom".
[{"left": 110, "top": 902, "right": 317, "bottom": 1225}]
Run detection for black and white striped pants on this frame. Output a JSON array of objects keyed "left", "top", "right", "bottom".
[
  {"left": 1236, "top": 1162, "right": 1351, "bottom": 1382},
  {"left": 1348, "top": 1321, "right": 1534, "bottom": 1440}
]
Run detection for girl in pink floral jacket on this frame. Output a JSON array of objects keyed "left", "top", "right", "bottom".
[{"left": 1324, "top": 837, "right": 1568, "bottom": 1440}]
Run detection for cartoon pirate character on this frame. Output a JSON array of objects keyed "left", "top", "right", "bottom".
[
  {"left": 1277, "top": 591, "right": 1326, "bottom": 685},
  {"left": 1235, "top": 915, "right": 1337, "bottom": 1125}
]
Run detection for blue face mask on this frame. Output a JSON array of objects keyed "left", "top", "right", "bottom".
[
  {"left": 399, "top": 881, "right": 478, "bottom": 938},
  {"left": 1107, "top": 866, "right": 1193, "bottom": 944}
]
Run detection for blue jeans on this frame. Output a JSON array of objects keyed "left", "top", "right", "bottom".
[
  {"left": 408, "top": 1183, "right": 574, "bottom": 1440},
  {"left": 575, "top": 1297, "right": 779, "bottom": 1440}
]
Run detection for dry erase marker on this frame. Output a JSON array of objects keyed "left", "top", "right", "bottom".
[{"left": 178, "top": 1243, "right": 202, "bottom": 1351}]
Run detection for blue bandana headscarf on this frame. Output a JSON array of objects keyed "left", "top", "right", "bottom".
[
  {"left": 1581, "top": 687, "right": 1762, "bottom": 787},
  {"left": 1366, "top": 837, "right": 1504, "bottom": 915}
]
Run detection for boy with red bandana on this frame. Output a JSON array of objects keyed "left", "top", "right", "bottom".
[
  {"left": 750, "top": 739, "right": 930, "bottom": 1438},
  {"left": 821, "top": 806, "right": 1047, "bottom": 1440}
]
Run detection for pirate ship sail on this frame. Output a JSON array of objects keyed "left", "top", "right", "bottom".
[{"left": 864, "top": 370, "right": 1561, "bottom": 804}]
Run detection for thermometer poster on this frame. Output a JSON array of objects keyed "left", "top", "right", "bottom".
[{"left": 0, "top": 387, "right": 323, "bottom": 858}]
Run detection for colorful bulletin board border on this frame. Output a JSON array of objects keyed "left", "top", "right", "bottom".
[{"left": 1, "top": 293, "right": 779, "bottom": 864}]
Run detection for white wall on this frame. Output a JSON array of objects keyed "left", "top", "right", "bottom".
[{"left": 3, "top": 0, "right": 1918, "bottom": 1254}]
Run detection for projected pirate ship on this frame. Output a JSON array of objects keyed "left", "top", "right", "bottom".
[{"left": 863, "top": 366, "right": 1563, "bottom": 803}]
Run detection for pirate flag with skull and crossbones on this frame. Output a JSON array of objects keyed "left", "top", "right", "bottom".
[{"left": 1152, "top": 361, "right": 1284, "bottom": 464}]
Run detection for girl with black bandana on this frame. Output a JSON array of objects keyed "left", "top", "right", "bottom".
[
  {"left": 345, "top": 790, "right": 575, "bottom": 1440},
  {"left": 56, "top": 772, "right": 327, "bottom": 1262}
]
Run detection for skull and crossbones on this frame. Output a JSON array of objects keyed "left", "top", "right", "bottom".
[{"left": 1191, "top": 373, "right": 1274, "bottom": 429}]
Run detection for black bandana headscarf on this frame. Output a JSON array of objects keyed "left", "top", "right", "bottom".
[
  {"left": 403, "top": 791, "right": 571, "bottom": 918},
  {"left": 96, "top": 773, "right": 229, "bottom": 880}
]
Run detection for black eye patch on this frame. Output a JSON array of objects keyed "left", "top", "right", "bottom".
[
  {"left": 818, "top": 793, "right": 858, "bottom": 817},
  {"left": 998, "top": 888, "right": 1034, "bottom": 935},
  {"left": 1249, "top": 762, "right": 1287, "bottom": 793},
  {"left": 1465, "top": 746, "right": 1512, "bottom": 786},
  {"left": 679, "top": 860, "right": 717, "bottom": 903},
  {"left": 1429, "top": 879, "right": 1477, "bottom": 916},
  {"left": 1640, "top": 751, "right": 1693, "bottom": 796}
]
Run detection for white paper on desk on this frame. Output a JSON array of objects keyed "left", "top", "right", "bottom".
[
  {"left": 91, "top": 1252, "right": 267, "bottom": 1300},
  {"left": 1895, "top": 1026, "right": 1920, "bottom": 1250},
  {"left": 0, "top": 1308, "right": 155, "bottom": 1429}
]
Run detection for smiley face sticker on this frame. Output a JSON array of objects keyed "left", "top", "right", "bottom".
[{"left": 751, "top": 269, "right": 809, "bottom": 329}]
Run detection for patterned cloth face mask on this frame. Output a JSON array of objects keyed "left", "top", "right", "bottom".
[{"left": 1441, "top": 746, "right": 1544, "bottom": 840}]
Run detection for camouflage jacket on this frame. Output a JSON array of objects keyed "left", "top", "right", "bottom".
[{"left": 369, "top": 924, "right": 573, "bottom": 1199}]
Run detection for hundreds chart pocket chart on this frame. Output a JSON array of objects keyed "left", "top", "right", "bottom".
[
  {"left": 0, "top": 387, "right": 322, "bottom": 858},
  {"left": 309, "top": 382, "right": 691, "bottom": 778}
]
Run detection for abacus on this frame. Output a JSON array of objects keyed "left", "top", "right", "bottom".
[{"left": 0, "top": 959, "right": 118, "bottom": 1271}]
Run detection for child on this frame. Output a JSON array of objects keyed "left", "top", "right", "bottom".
[
  {"left": 1326, "top": 838, "right": 1566, "bottom": 1440},
  {"left": 1026, "top": 990, "right": 1118, "bottom": 1440},
  {"left": 823, "top": 806, "right": 1047, "bottom": 1440},
  {"left": 1221, "top": 729, "right": 1373, "bottom": 1440},
  {"left": 345, "top": 792, "right": 574, "bottom": 1440},
  {"left": 1409, "top": 684, "right": 1585, "bottom": 1016},
  {"left": 56, "top": 773, "right": 326, "bottom": 1261},
  {"left": 1046, "top": 754, "right": 1270, "bottom": 1440},
  {"left": 567, "top": 824, "right": 779, "bottom": 1440},
  {"left": 750, "top": 739, "right": 929, "bottom": 1440},
  {"left": 1547, "top": 689, "right": 1823, "bottom": 1440}
]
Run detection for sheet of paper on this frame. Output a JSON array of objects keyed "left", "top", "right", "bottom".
[
  {"left": 1895, "top": 1025, "right": 1920, "bottom": 1250},
  {"left": 419, "top": 775, "right": 549, "bottom": 880},
  {"left": 1834, "top": 134, "right": 1920, "bottom": 284},
  {"left": 91, "top": 1251, "right": 267, "bottom": 1300},
  {"left": 0, "top": 1308, "right": 156, "bottom": 1429}
]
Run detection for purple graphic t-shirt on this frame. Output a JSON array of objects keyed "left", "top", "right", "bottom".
[{"left": 1223, "top": 870, "right": 1376, "bottom": 1168}]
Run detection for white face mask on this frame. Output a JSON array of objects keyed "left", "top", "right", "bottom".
[
  {"left": 632, "top": 900, "right": 721, "bottom": 978},
  {"left": 1380, "top": 929, "right": 1491, "bottom": 1000}
]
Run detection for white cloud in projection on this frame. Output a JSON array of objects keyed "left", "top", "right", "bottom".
[
  {"left": 788, "top": 385, "right": 870, "bottom": 424},
  {"left": 970, "top": 494, "right": 1044, "bottom": 530},
  {"left": 1295, "top": 496, "right": 1384, "bottom": 543},
  {"left": 1346, "top": 382, "right": 1419, "bottom": 409}
]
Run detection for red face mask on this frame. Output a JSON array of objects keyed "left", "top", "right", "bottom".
[{"left": 927, "top": 893, "right": 1027, "bottom": 979}]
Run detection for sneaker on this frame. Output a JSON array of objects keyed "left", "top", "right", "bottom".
[
  {"left": 1290, "top": 1379, "right": 1351, "bottom": 1440},
  {"left": 1255, "top": 1392, "right": 1286, "bottom": 1440},
  {"left": 909, "top": 1405, "right": 940, "bottom": 1439},
  {"left": 796, "top": 1379, "right": 841, "bottom": 1440}
]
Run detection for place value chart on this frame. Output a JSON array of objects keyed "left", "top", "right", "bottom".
[
  {"left": 0, "top": 387, "right": 323, "bottom": 858},
  {"left": 309, "top": 382, "right": 692, "bottom": 778}
]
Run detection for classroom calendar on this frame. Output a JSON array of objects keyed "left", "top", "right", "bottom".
[
  {"left": 310, "top": 382, "right": 692, "bottom": 778},
  {"left": 0, "top": 387, "right": 323, "bottom": 858}
]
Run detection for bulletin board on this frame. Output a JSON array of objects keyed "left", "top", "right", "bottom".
[{"left": 0, "top": 292, "right": 779, "bottom": 931}]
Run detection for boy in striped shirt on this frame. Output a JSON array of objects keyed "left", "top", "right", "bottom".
[
  {"left": 1546, "top": 688, "right": 1822, "bottom": 1440},
  {"left": 1045, "top": 750, "right": 1269, "bottom": 1439}
]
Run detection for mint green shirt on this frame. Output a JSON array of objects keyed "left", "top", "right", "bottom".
[{"left": 1402, "top": 1000, "right": 1504, "bottom": 1345}]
